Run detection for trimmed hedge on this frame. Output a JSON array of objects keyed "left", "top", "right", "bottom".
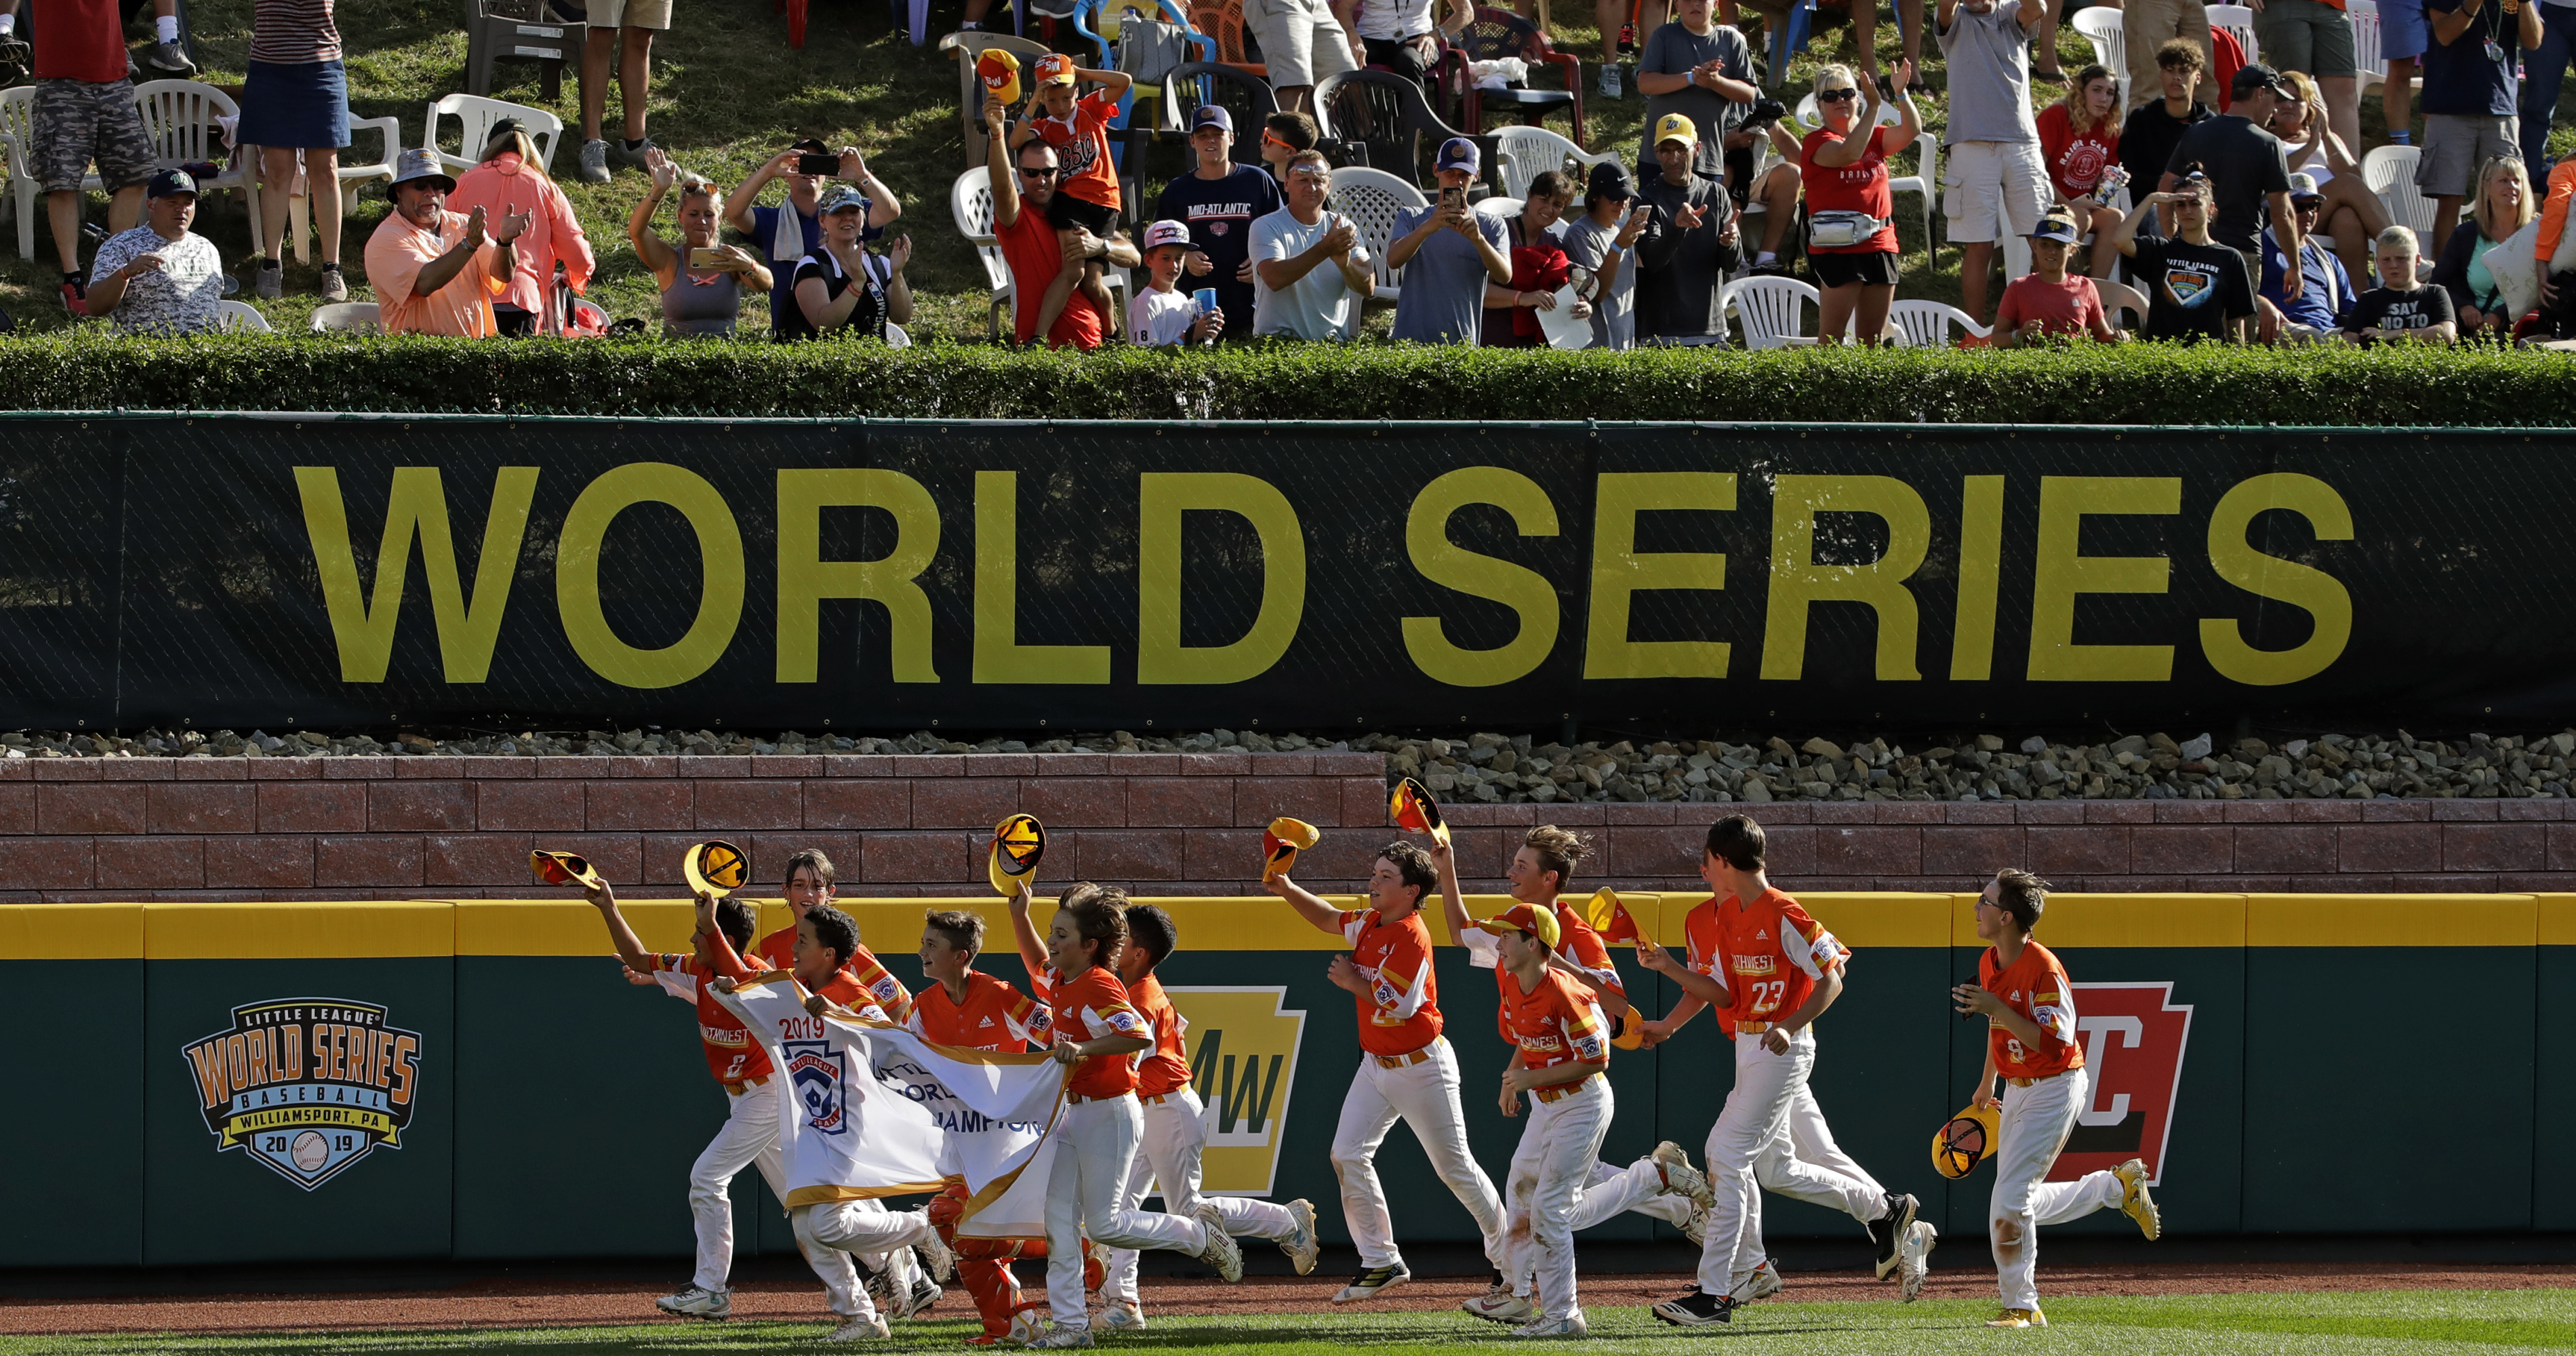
[{"left": 3, "top": 331, "right": 2574, "bottom": 424}]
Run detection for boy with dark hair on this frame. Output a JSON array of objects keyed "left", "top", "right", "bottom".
[
  {"left": 1097, "top": 903, "right": 1320, "bottom": 1329},
  {"left": 1008, "top": 53, "right": 1133, "bottom": 344},
  {"left": 1640, "top": 816, "right": 1931, "bottom": 1325},
  {"left": 1259, "top": 110, "right": 1319, "bottom": 185},
  {"left": 1264, "top": 841, "right": 1506, "bottom": 1302},
  {"left": 1953, "top": 869, "right": 2160, "bottom": 1328}
]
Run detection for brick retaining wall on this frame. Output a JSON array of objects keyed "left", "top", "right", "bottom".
[{"left": 2, "top": 753, "right": 2569, "bottom": 902}]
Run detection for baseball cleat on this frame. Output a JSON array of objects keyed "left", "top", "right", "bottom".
[
  {"left": 918, "top": 1231, "right": 958, "bottom": 1283},
  {"left": 1194, "top": 1202, "right": 1245, "bottom": 1283},
  {"left": 1651, "top": 1141, "right": 1716, "bottom": 1210},
  {"left": 1280, "top": 1198, "right": 1321, "bottom": 1275},
  {"left": 1463, "top": 1283, "right": 1536, "bottom": 1323},
  {"left": 2114, "top": 1159, "right": 2161, "bottom": 1241},
  {"left": 1100, "top": 1301, "right": 1146, "bottom": 1331},
  {"left": 1332, "top": 1262, "right": 1411, "bottom": 1302},
  {"left": 1511, "top": 1313, "right": 1588, "bottom": 1338},
  {"left": 1897, "top": 1220, "right": 1938, "bottom": 1302},
  {"left": 898, "top": 1279, "right": 943, "bottom": 1319},
  {"left": 1007, "top": 1304, "right": 1049, "bottom": 1346},
  {"left": 1022, "top": 1321, "right": 1095, "bottom": 1348},
  {"left": 1985, "top": 1307, "right": 2047, "bottom": 1328},
  {"left": 1681, "top": 1199, "right": 1710, "bottom": 1249},
  {"left": 1728, "top": 1259, "right": 1782, "bottom": 1302},
  {"left": 826, "top": 1313, "right": 891, "bottom": 1340},
  {"left": 1868, "top": 1192, "right": 1918, "bottom": 1280},
  {"left": 1650, "top": 1290, "right": 1737, "bottom": 1326},
  {"left": 655, "top": 1284, "right": 729, "bottom": 1318}
]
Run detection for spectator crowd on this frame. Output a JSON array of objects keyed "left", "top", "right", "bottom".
[{"left": 26, "top": 0, "right": 2576, "bottom": 348}]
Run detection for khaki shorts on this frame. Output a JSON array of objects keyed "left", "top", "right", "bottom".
[
  {"left": 2417, "top": 113, "right": 2517, "bottom": 197},
  {"left": 589, "top": 0, "right": 672, "bottom": 31},
  {"left": 1243, "top": 0, "right": 1356, "bottom": 88},
  {"left": 1941, "top": 139, "right": 2051, "bottom": 245}
]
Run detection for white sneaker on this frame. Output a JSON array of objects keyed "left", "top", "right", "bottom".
[
  {"left": 1512, "top": 1313, "right": 1589, "bottom": 1339},
  {"left": 1007, "top": 1307, "right": 1048, "bottom": 1346},
  {"left": 916, "top": 1227, "right": 957, "bottom": 1283},
  {"left": 1279, "top": 1198, "right": 1321, "bottom": 1275},
  {"left": 1728, "top": 1258, "right": 1782, "bottom": 1302},
  {"left": 1332, "top": 1262, "right": 1411, "bottom": 1303},
  {"left": 1100, "top": 1301, "right": 1146, "bottom": 1331},
  {"left": 1598, "top": 64, "right": 1622, "bottom": 99},
  {"left": 1194, "top": 1202, "right": 1245, "bottom": 1283},
  {"left": 1681, "top": 1199, "right": 1710, "bottom": 1249},
  {"left": 825, "top": 1313, "right": 890, "bottom": 1341},
  {"left": 1022, "top": 1321, "right": 1095, "bottom": 1348},
  {"left": 1651, "top": 1141, "right": 1716, "bottom": 1210},
  {"left": 897, "top": 1280, "right": 942, "bottom": 1319},
  {"left": 1463, "top": 1284, "right": 1537, "bottom": 1323},
  {"left": 1898, "top": 1220, "right": 1938, "bottom": 1302},
  {"left": 578, "top": 138, "right": 611, "bottom": 184},
  {"left": 654, "top": 1284, "right": 729, "bottom": 1318}
]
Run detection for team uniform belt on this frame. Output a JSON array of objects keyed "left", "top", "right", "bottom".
[
  {"left": 1735, "top": 1020, "right": 1773, "bottom": 1034},
  {"left": 1532, "top": 1071, "right": 1601, "bottom": 1104},
  {"left": 2007, "top": 1070, "right": 2068, "bottom": 1088},
  {"left": 1140, "top": 1089, "right": 1184, "bottom": 1106},
  {"left": 1065, "top": 1090, "right": 1136, "bottom": 1106},
  {"left": 1371, "top": 1045, "right": 1436, "bottom": 1069},
  {"left": 722, "top": 1073, "right": 771, "bottom": 1095}
]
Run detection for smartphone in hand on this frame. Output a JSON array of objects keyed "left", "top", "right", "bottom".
[{"left": 797, "top": 152, "right": 841, "bottom": 176}]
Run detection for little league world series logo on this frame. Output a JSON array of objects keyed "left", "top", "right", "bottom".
[{"left": 181, "top": 998, "right": 423, "bottom": 1191}]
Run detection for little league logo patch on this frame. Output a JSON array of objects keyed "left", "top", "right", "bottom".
[
  {"left": 2055, "top": 982, "right": 2194, "bottom": 1186},
  {"left": 786, "top": 1039, "right": 852, "bottom": 1136},
  {"left": 180, "top": 997, "right": 422, "bottom": 1191},
  {"left": 2162, "top": 267, "right": 2215, "bottom": 308}
]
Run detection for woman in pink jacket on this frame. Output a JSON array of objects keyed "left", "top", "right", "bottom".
[{"left": 447, "top": 119, "right": 595, "bottom": 334}]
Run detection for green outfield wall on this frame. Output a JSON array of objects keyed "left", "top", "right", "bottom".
[{"left": 1, "top": 892, "right": 2563, "bottom": 1269}]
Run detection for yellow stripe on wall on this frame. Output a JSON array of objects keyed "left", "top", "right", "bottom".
[
  {"left": 2541, "top": 895, "right": 2576, "bottom": 946},
  {"left": 1801, "top": 894, "right": 1954, "bottom": 949},
  {"left": 0, "top": 904, "right": 142, "bottom": 960},
  {"left": 143, "top": 902, "right": 454, "bottom": 959},
  {"left": 1946, "top": 894, "right": 2250, "bottom": 949},
  {"left": 2247, "top": 894, "right": 2538, "bottom": 948},
  {"left": 455, "top": 900, "right": 769, "bottom": 957}
]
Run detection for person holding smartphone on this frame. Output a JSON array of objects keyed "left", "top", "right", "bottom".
[
  {"left": 721, "top": 138, "right": 902, "bottom": 336},
  {"left": 630, "top": 147, "right": 772, "bottom": 338},
  {"left": 1561, "top": 162, "right": 1651, "bottom": 349},
  {"left": 776, "top": 187, "right": 912, "bottom": 344},
  {"left": 1386, "top": 138, "right": 1512, "bottom": 345}
]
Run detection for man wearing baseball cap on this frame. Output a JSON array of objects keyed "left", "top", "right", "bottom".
[
  {"left": 1560, "top": 162, "right": 1649, "bottom": 348},
  {"left": 82, "top": 168, "right": 226, "bottom": 334},
  {"left": 364, "top": 147, "right": 530, "bottom": 337},
  {"left": 1634, "top": 114, "right": 1742, "bottom": 343},
  {"left": 1386, "top": 137, "right": 1510, "bottom": 344},
  {"left": 1151, "top": 104, "right": 1281, "bottom": 341},
  {"left": 2160, "top": 63, "right": 2302, "bottom": 294},
  {"left": 2256, "top": 172, "right": 2355, "bottom": 340}
]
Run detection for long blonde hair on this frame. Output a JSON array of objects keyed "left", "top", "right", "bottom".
[
  {"left": 2475, "top": 155, "right": 2535, "bottom": 241},
  {"left": 2066, "top": 63, "right": 2125, "bottom": 139},
  {"left": 2278, "top": 71, "right": 2329, "bottom": 143},
  {"left": 481, "top": 129, "right": 552, "bottom": 185}
]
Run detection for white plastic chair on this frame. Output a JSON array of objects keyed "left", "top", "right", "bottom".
[
  {"left": 2350, "top": 0, "right": 2390, "bottom": 98},
  {"left": 131, "top": 81, "right": 261, "bottom": 216},
  {"left": 214, "top": 299, "right": 273, "bottom": 333},
  {"left": 2097, "top": 277, "right": 2149, "bottom": 332},
  {"left": 1790, "top": 93, "right": 1937, "bottom": 262},
  {"left": 309, "top": 301, "right": 383, "bottom": 333},
  {"left": 887, "top": 320, "right": 912, "bottom": 347},
  {"left": 1720, "top": 274, "right": 1817, "bottom": 348},
  {"left": 1325, "top": 165, "right": 1427, "bottom": 306},
  {"left": 1472, "top": 196, "right": 1522, "bottom": 222},
  {"left": 2207, "top": 4, "right": 2259, "bottom": 64},
  {"left": 278, "top": 114, "right": 405, "bottom": 265},
  {"left": 426, "top": 94, "right": 563, "bottom": 175},
  {"left": 1880, "top": 298, "right": 1988, "bottom": 346},
  {"left": 1488, "top": 125, "right": 1619, "bottom": 200},
  {"left": 2362, "top": 144, "right": 2438, "bottom": 253},
  {"left": 2072, "top": 6, "right": 2127, "bottom": 109},
  {"left": 948, "top": 165, "right": 1128, "bottom": 339},
  {"left": 0, "top": 87, "right": 66, "bottom": 261}
]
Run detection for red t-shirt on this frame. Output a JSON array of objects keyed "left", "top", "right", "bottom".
[
  {"left": 1993, "top": 272, "right": 2107, "bottom": 340},
  {"left": 1505, "top": 234, "right": 1573, "bottom": 342},
  {"left": 2034, "top": 101, "right": 2120, "bottom": 201},
  {"left": 1029, "top": 89, "right": 1123, "bottom": 212},
  {"left": 1127, "top": 972, "right": 1192, "bottom": 1098},
  {"left": 1799, "top": 125, "right": 1897, "bottom": 254},
  {"left": 998, "top": 203, "right": 1108, "bottom": 349},
  {"left": 35, "top": 0, "right": 129, "bottom": 83}
]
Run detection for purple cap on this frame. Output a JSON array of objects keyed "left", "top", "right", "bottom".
[{"left": 1436, "top": 137, "right": 1480, "bottom": 173}]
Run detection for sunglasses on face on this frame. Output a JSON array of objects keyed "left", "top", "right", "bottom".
[
  {"left": 1019, "top": 165, "right": 1059, "bottom": 178},
  {"left": 1264, "top": 131, "right": 1295, "bottom": 150},
  {"left": 1291, "top": 170, "right": 1330, "bottom": 183},
  {"left": 1817, "top": 87, "right": 1859, "bottom": 102}
]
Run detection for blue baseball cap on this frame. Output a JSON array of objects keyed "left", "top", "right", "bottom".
[
  {"left": 1436, "top": 137, "right": 1480, "bottom": 173},
  {"left": 1191, "top": 104, "right": 1233, "bottom": 133}
]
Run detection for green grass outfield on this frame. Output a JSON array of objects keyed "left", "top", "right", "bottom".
[{"left": 6, "top": 1291, "right": 2574, "bottom": 1356}]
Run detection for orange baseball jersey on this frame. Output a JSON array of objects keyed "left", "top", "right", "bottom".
[
  {"left": 912, "top": 970, "right": 1048, "bottom": 1052},
  {"left": 1335, "top": 906, "right": 1443, "bottom": 1056},
  {"left": 650, "top": 951, "right": 775, "bottom": 1084},
  {"left": 1681, "top": 888, "right": 1847, "bottom": 1036},
  {"left": 1495, "top": 966, "right": 1609, "bottom": 1072},
  {"left": 1979, "top": 940, "right": 2084, "bottom": 1081},
  {"left": 1030, "top": 88, "right": 1123, "bottom": 210},
  {"left": 812, "top": 967, "right": 895, "bottom": 1024},
  {"left": 1127, "top": 972, "right": 1192, "bottom": 1098},
  {"left": 757, "top": 923, "right": 917, "bottom": 1025},
  {"left": 1481, "top": 901, "right": 1625, "bottom": 1000},
  {"left": 1041, "top": 964, "right": 1149, "bottom": 1100}
]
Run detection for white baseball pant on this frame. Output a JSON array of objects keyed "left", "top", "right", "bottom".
[
  {"left": 688, "top": 1080, "right": 863, "bottom": 1314},
  {"left": 1569, "top": 1156, "right": 1694, "bottom": 1230},
  {"left": 1106, "top": 1086, "right": 1302, "bottom": 1305},
  {"left": 1695, "top": 1031, "right": 1887, "bottom": 1296},
  {"left": 1328, "top": 1037, "right": 1507, "bottom": 1272},
  {"left": 1045, "top": 1094, "right": 1211, "bottom": 1330},
  {"left": 792, "top": 1200, "right": 942, "bottom": 1323},
  {"left": 1499, "top": 1074, "right": 1613, "bottom": 1320},
  {"left": 1992, "top": 1066, "right": 2126, "bottom": 1311}
]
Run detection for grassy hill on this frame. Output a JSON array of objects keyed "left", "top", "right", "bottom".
[{"left": 0, "top": 0, "right": 2556, "bottom": 338}]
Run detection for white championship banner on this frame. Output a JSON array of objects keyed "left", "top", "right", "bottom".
[{"left": 714, "top": 974, "right": 1066, "bottom": 1237}]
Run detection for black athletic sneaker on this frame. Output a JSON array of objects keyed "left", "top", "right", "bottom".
[
  {"left": 1869, "top": 1192, "right": 1918, "bottom": 1280},
  {"left": 1331, "top": 1263, "right": 1411, "bottom": 1303},
  {"left": 1651, "top": 1290, "right": 1737, "bottom": 1326}
]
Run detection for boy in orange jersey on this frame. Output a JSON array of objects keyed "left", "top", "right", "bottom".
[
  {"left": 1637, "top": 815, "right": 1931, "bottom": 1325},
  {"left": 1428, "top": 827, "right": 1712, "bottom": 1326},
  {"left": 1475, "top": 900, "right": 1614, "bottom": 1339},
  {"left": 1096, "top": 903, "right": 1321, "bottom": 1330},
  {"left": 755, "top": 848, "right": 914, "bottom": 1028},
  {"left": 1011, "top": 883, "right": 1245, "bottom": 1347},
  {"left": 1264, "top": 840, "right": 1507, "bottom": 1303},
  {"left": 1952, "top": 869, "right": 2160, "bottom": 1330},
  {"left": 1007, "top": 54, "right": 1132, "bottom": 347},
  {"left": 573, "top": 877, "right": 865, "bottom": 1325}
]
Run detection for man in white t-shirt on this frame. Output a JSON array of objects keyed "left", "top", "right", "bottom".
[
  {"left": 84, "top": 168, "right": 226, "bottom": 335},
  {"left": 1251, "top": 150, "right": 1374, "bottom": 340}
]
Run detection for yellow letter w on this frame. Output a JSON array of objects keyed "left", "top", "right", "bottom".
[{"left": 294, "top": 466, "right": 538, "bottom": 683}]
